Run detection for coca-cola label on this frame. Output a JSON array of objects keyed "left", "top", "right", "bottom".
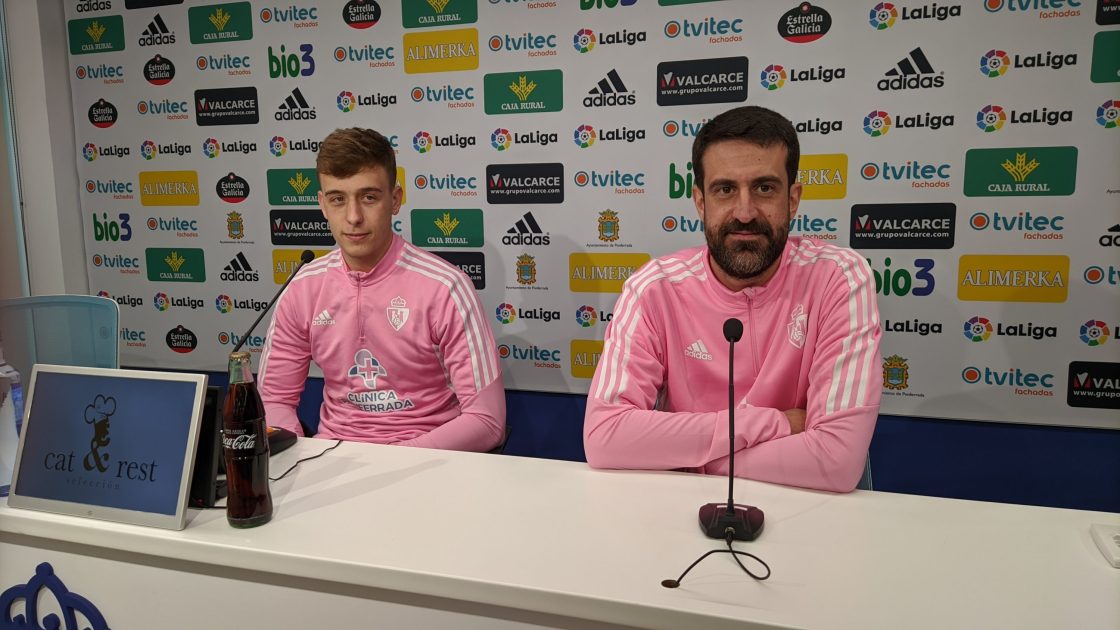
[{"left": 222, "top": 432, "right": 256, "bottom": 450}]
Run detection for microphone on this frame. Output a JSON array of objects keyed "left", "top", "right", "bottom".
[
  {"left": 232, "top": 250, "right": 315, "bottom": 353},
  {"left": 698, "top": 317, "right": 764, "bottom": 542}
]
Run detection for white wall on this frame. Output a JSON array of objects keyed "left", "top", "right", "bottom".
[{"left": 3, "top": 0, "right": 85, "bottom": 296}]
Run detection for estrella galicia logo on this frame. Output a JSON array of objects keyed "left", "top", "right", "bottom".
[
  {"left": 87, "top": 99, "right": 118, "bottom": 128},
  {"left": 778, "top": 2, "right": 832, "bottom": 43},
  {"left": 216, "top": 172, "right": 250, "bottom": 202},
  {"left": 656, "top": 56, "right": 748, "bottom": 106},
  {"left": 1068, "top": 361, "right": 1120, "bottom": 409},
  {"left": 144, "top": 54, "right": 175, "bottom": 85},
  {"left": 166, "top": 324, "right": 198, "bottom": 353},
  {"left": 343, "top": 0, "right": 381, "bottom": 29},
  {"left": 348, "top": 349, "right": 386, "bottom": 388},
  {"left": 83, "top": 394, "right": 116, "bottom": 472}
]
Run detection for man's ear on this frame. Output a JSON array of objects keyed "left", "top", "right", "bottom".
[
  {"left": 392, "top": 183, "right": 403, "bottom": 216},
  {"left": 693, "top": 184, "right": 705, "bottom": 222}
]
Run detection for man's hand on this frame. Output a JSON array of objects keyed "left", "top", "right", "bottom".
[{"left": 784, "top": 408, "right": 806, "bottom": 434}]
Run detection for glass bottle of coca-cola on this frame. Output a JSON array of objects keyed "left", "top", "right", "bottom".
[{"left": 222, "top": 351, "right": 272, "bottom": 527}]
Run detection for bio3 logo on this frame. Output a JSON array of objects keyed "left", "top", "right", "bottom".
[
  {"left": 92, "top": 212, "right": 132, "bottom": 242},
  {"left": 268, "top": 43, "right": 315, "bottom": 78},
  {"left": 866, "top": 257, "right": 935, "bottom": 296}
]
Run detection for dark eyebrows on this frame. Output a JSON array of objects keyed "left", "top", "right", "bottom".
[
  {"left": 706, "top": 174, "right": 783, "bottom": 192},
  {"left": 323, "top": 186, "right": 384, "bottom": 197}
]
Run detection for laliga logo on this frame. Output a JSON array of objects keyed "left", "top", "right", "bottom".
[
  {"left": 153, "top": 292, "right": 170, "bottom": 311},
  {"left": 215, "top": 294, "right": 233, "bottom": 313},
  {"left": 495, "top": 303, "right": 516, "bottom": 324},
  {"left": 1080, "top": 320, "right": 1110, "bottom": 347},
  {"left": 337, "top": 90, "right": 356, "bottom": 112},
  {"left": 573, "top": 28, "right": 596, "bottom": 53},
  {"left": 976, "top": 104, "right": 1007, "bottom": 132},
  {"left": 491, "top": 128, "right": 511, "bottom": 151},
  {"left": 573, "top": 124, "right": 596, "bottom": 148},
  {"left": 1098, "top": 100, "right": 1119, "bottom": 129},
  {"left": 869, "top": 2, "right": 898, "bottom": 29},
  {"left": 270, "top": 136, "right": 287, "bottom": 157},
  {"left": 761, "top": 64, "right": 787, "bottom": 90},
  {"left": 863, "top": 110, "right": 891, "bottom": 137},
  {"left": 82, "top": 143, "right": 97, "bottom": 162},
  {"left": 202, "top": 137, "right": 220, "bottom": 158},
  {"left": 413, "top": 131, "right": 432, "bottom": 153},
  {"left": 576, "top": 305, "right": 597, "bottom": 327},
  {"left": 963, "top": 316, "right": 993, "bottom": 342},
  {"left": 140, "top": 140, "right": 157, "bottom": 160},
  {"left": 981, "top": 49, "right": 1011, "bottom": 77},
  {"left": 83, "top": 394, "right": 116, "bottom": 473}
]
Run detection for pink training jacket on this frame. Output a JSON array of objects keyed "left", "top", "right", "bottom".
[
  {"left": 585, "top": 237, "right": 882, "bottom": 492},
  {"left": 257, "top": 235, "right": 506, "bottom": 451}
]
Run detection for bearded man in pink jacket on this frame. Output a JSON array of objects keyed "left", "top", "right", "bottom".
[
  {"left": 585, "top": 106, "right": 882, "bottom": 492},
  {"left": 258, "top": 128, "right": 505, "bottom": 451}
]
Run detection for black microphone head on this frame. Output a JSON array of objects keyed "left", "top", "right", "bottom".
[
  {"left": 300, "top": 250, "right": 315, "bottom": 264},
  {"left": 661, "top": 579, "right": 680, "bottom": 589},
  {"left": 723, "top": 318, "right": 743, "bottom": 343}
]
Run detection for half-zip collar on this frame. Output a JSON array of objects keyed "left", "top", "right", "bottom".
[{"left": 339, "top": 234, "right": 405, "bottom": 342}]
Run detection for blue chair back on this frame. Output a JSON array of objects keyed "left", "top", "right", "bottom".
[
  {"left": 0, "top": 295, "right": 119, "bottom": 377},
  {"left": 857, "top": 453, "right": 874, "bottom": 491}
]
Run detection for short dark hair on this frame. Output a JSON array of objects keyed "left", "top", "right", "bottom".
[
  {"left": 691, "top": 106, "right": 800, "bottom": 192},
  {"left": 316, "top": 127, "right": 397, "bottom": 187}
]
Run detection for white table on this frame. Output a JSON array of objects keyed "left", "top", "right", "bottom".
[{"left": 2, "top": 438, "right": 1117, "bottom": 629}]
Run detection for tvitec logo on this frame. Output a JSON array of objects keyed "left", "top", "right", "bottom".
[
  {"left": 268, "top": 43, "right": 315, "bottom": 78},
  {"left": 410, "top": 83, "right": 474, "bottom": 109},
  {"left": 982, "top": 0, "right": 1083, "bottom": 19},
  {"left": 574, "top": 169, "right": 645, "bottom": 195},
  {"left": 860, "top": 159, "right": 950, "bottom": 189},
  {"left": 961, "top": 365, "right": 1054, "bottom": 397},
  {"left": 85, "top": 177, "right": 133, "bottom": 200},
  {"left": 968, "top": 211, "right": 1064, "bottom": 240},
  {"left": 333, "top": 44, "right": 396, "bottom": 69},
  {"left": 196, "top": 53, "right": 251, "bottom": 76},
  {"left": 75, "top": 62, "right": 124, "bottom": 85},
  {"left": 137, "top": 98, "right": 190, "bottom": 121},
  {"left": 259, "top": 4, "right": 319, "bottom": 28},
  {"left": 488, "top": 31, "right": 557, "bottom": 57},
  {"left": 497, "top": 343, "right": 562, "bottom": 369},
  {"left": 664, "top": 17, "right": 743, "bottom": 43}
]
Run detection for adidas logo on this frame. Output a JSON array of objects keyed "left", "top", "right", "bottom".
[
  {"left": 275, "top": 87, "right": 317, "bottom": 121},
  {"left": 878, "top": 47, "right": 944, "bottom": 91},
  {"left": 312, "top": 309, "right": 335, "bottom": 326},
  {"left": 220, "top": 252, "right": 259, "bottom": 282},
  {"left": 584, "top": 69, "right": 636, "bottom": 107},
  {"left": 502, "top": 212, "right": 550, "bottom": 246},
  {"left": 138, "top": 14, "right": 175, "bottom": 46},
  {"left": 685, "top": 339, "right": 713, "bottom": 361}
]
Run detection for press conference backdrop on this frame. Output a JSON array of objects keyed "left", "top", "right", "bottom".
[{"left": 65, "top": 0, "right": 1119, "bottom": 427}]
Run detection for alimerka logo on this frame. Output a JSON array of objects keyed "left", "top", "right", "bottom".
[
  {"left": 957, "top": 254, "right": 1069, "bottom": 303},
  {"left": 402, "top": 27, "right": 479, "bottom": 74}
]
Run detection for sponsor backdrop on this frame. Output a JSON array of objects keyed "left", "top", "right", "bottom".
[{"left": 66, "top": 0, "right": 1118, "bottom": 427}]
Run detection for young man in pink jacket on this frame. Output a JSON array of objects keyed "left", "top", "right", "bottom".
[
  {"left": 258, "top": 128, "right": 505, "bottom": 451},
  {"left": 584, "top": 106, "right": 881, "bottom": 492}
]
